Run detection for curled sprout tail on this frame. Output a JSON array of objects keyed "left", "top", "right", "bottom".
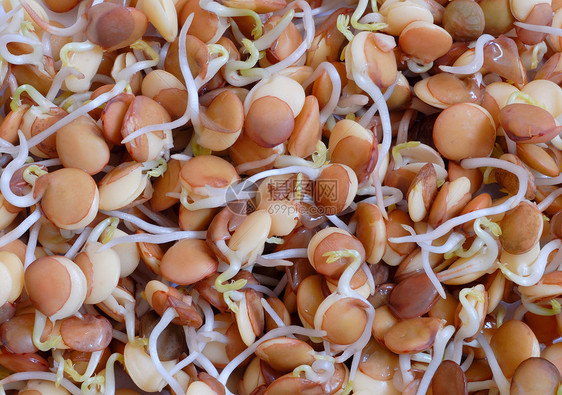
[
  {"left": 350, "top": 0, "right": 387, "bottom": 32},
  {"left": 215, "top": 270, "right": 247, "bottom": 313},
  {"left": 191, "top": 137, "right": 212, "bottom": 157},
  {"left": 506, "top": 91, "right": 544, "bottom": 108},
  {"left": 337, "top": 15, "right": 355, "bottom": 42},
  {"left": 130, "top": 39, "right": 159, "bottom": 64},
  {"left": 311, "top": 141, "right": 328, "bottom": 168},
  {"left": 522, "top": 297, "right": 562, "bottom": 316},
  {"left": 22, "top": 164, "right": 47, "bottom": 186},
  {"left": 32, "top": 311, "right": 62, "bottom": 351},
  {"left": 80, "top": 374, "right": 104, "bottom": 394},
  {"left": 323, "top": 249, "right": 362, "bottom": 296},
  {"left": 11, "top": 84, "right": 54, "bottom": 112},
  {"left": 478, "top": 217, "right": 502, "bottom": 237},
  {"left": 144, "top": 158, "right": 168, "bottom": 178},
  {"left": 100, "top": 218, "right": 119, "bottom": 244},
  {"left": 391, "top": 141, "right": 420, "bottom": 168},
  {"left": 59, "top": 41, "right": 96, "bottom": 68}
]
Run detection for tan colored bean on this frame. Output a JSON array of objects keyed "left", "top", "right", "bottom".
[
  {"left": 306, "top": 9, "right": 353, "bottom": 68},
  {"left": 428, "top": 177, "right": 472, "bottom": 228},
  {"left": 383, "top": 209, "right": 417, "bottom": 266},
  {"left": 314, "top": 164, "right": 358, "bottom": 215},
  {"left": 100, "top": 91, "right": 134, "bottom": 146},
  {"left": 180, "top": 156, "right": 240, "bottom": 202},
  {"left": 121, "top": 96, "right": 173, "bottom": 163},
  {"left": 197, "top": 90, "right": 244, "bottom": 151},
  {"left": 499, "top": 201, "right": 543, "bottom": 254},
  {"left": 86, "top": 3, "right": 148, "bottom": 51},
  {"left": 493, "top": 153, "right": 536, "bottom": 200},
  {"left": 255, "top": 337, "right": 315, "bottom": 372},
  {"left": 490, "top": 320, "right": 540, "bottom": 378},
  {"left": 296, "top": 274, "right": 326, "bottom": 329},
  {"left": 432, "top": 360, "right": 467, "bottom": 395},
  {"left": 142, "top": 70, "right": 188, "bottom": 121},
  {"left": 500, "top": 103, "right": 562, "bottom": 144},
  {"left": 137, "top": 0, "right": 178, "bottom": 42},
  {"left": 160, "top": 239, "right": 218, "bottom": 285},
  {"left": 24, "top": 256, "right": 87, "bottom": 320},
  {"left": 307, "top": 227, "right": 365, "bottom": 279},
  {"left": 179, "top": 0, "right": 220, "bottom": 43},
  {"left": 287, "top": 96, "right": 321, "bottom": 158},
  {"left": 433, "top": 103, "right": 496, "bottom": 161},
  {"left": 328, "top": 119, "right": 377, "bottom": 184},
  {"left": 21, "top": 106, "right": 67, "bottom": 159},
  {"left": 399, "top": 21, "right": 452, "bottom": 63},
  {"left": 124, "top": 340, "right": 177, "bottom": 392},
  {"left": 389, "top": 272, "right": 440, "bottom": 319},
  {"left": 44, "top": 0, "right": 79, "bottom": 12},
  {"left": 384, "top": 317, "right": 445, "bottom": 354},
  {"left": 353, "top": 202, "right": 386, "bottom": 264},
  {"left": 34, "top": 168, "right": 99, "bottom": 230},
  {"left": 483, "top": 36, "right": 526, "bottom": 85},
  {"left": 55, "top": 115, "right": 110, "bottom": 176}
]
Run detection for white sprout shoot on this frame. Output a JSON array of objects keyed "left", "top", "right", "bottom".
[
  {"left": 102, "top": 353, "right": 124, "bottom": 395},
  {"left": 437, "top": 218, "right": 500, "bottom": 282},
  {"left": 121, "top": 14, "right": 200, "bottom": 144},
  {"left": 26, "top": 80, "right": 128, "bottom": 149},
  {"left": 148, "top": 308, "right": 184, "bottom": 395},
  {"left": 32, "top": 310, "right": 61, "bottom": 351},
  {"left": 11, "top": 84, "right": 54, "bottom": 113},
  {"left": 349, "top": 0, "right": 387, "bottom": 32},
  {"left": 46, "top": 67, "right": 84, "bottom": 102},
  {"left": 514, "top": 21, "right": 562, "bottom": 37},
  {"left": 0, "top": 208, "right": 41, "bottom": 249},
  {"left": 498, "top": 238, "right": 562, "bottom": 286},
  {"left": 415, "top": 325, "right": 455, "bottom": 395},
  {"left": 0, "top": 372, "right": 82, "bottom": 395},
  {"left": 116, "top": 39, "right": 160, "bottom": 82},
  {"left": 389, "top": 157, "right": 528, "bottom": 244},
  {"left": 302, "top": 62, "right": 342, "bottom": 124},
  {"left": 476, "top": 332, "right": 510, "bottom": 395},
  {"left": 439, "top": 34, "right": 494, "bottom": 74},
  {"left": 253, "top": 10, "right": 295, "bottom": 51},
  {"left": 63, "top": 350, "right": 103, "bottom": 382},
  {"left": 24, "top": 220, "right": 41, "bottom": 269},
  {"left": 100, "top": 210, "right": 178, "bottom": 234},
  {"left": 98, "top": 230, "right": 206, "bottom": 252}
]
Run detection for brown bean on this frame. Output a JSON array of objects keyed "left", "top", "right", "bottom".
[
  {"left": 255, "top": 337, "right": 315, "bottom": 372},
  {"left": 499, "top": 201, "right": 543, "bottom": 254},
  {"left": 0, "top": 348, "right": 49, "bottom": 372},
  {"left": 59, "top": 315, "right": 112, "bottom": 352},
  {"left": 244, "top": 96, "right": 295, "bottom": 148},
  {"left": 433, "top": 103, "right": 496, "bottom": 160},
  {"left": 510, "top": 357, "right": 561, "bottom": 395},
  {"left": 160, "top": 239, "right": 218, "bottom": 285},
  {"left": 86, "top": 4, "right": 148, "bottom": 52},
  {"left": 384, "top": 317, "right": 444, "bottom": 354},
  {"left": 432, "top": 360, "right": 467, "bottom": 395},
  {"left": 389, "top": 272, "right": 440, "bottom": 319},
  {"left": 490, "top": 320, "right": 540, "bottom": 378},
  {"left": 499, "top": 103, "right": 562, "bottom": 144}
]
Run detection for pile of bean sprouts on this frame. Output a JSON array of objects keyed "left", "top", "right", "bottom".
[{"left": 1, "top": 0, "right": 562, "bottom": 394}]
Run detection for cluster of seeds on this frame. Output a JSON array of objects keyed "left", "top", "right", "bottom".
[{"left": 2, "top": 0, "right": 562, "bottom": 394}]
